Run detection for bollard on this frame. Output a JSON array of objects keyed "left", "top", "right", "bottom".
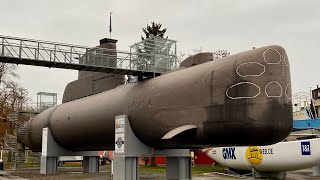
[
  {"left": 0, "top": 159, "right": 3, "bottom": 170},
  {"left": 0, "top": 148, "right": 3, "bottom": 170}
]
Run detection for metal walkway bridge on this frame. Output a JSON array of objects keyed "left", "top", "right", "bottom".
[{"left": 0, "top": 35, "right": 177, "bottom": 77}]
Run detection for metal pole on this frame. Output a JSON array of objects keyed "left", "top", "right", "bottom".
[
  {"left": 153, "top": 36, "right": 156, "bottom": 75},
  {"left": 111, "top": 151, "right": 114, "bottom": 178},
  {"left": 37, "top": 94, "right": 39, "bottom": 112},
  {"left": 86, "top": 48, "right": 88, "bottom": 65},
  {"left": 109, "top": 12, "right": 113, "bottom": 39},
  {"left": 0, "top": 144, "right": 3, "bottom": 171},
  {"left": 64, "top": 52, "right": 66, "bottom": 63},
  {"left": 94, "top": 49, "right": 96, "bottom": 66},
  {"left": 37, "top": 43, "right": 40, "bottom": 60},
  {"left": 129, "top": 48, "right": 132, "bottom": 69},
  {"left": 14, "top": 150, "right": 16, "bottom": 171},
  {"left": 54, "top": 45, "right": 57, "bottom": 62},
  {"left": 1, "top": 38, "right": 4, "bottom": 56},
  {"left": 19, "top": 40, "right": 22, "bottom": 59},
  {"left": 35, "top": 49, "right": 37, "bottom": 60},
  {"left": 310, "top": 87, "right": 318, "bottom": 119},
  {"left": 175, "top": 43, "right": 177, "bottom": 68},
  {"left": 70, "top": 47, "right": 73, "bottom": 64}
]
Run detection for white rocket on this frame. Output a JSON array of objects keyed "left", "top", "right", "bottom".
[{"left": 205, "top": 138, "right": 320, "bottom": 172}]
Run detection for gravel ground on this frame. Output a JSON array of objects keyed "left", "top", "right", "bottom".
[
  {"left": 5, "top": 167, "right": 111, "bottom": 180},
  {"left": 1, "top": 166, "right": 319, "bottom": 179},
  {"left": 1, "top": 166, "right": 234, "bottom": 180},
  {"left": 5, "top": 166, "right": 168, "bottom": 180}
]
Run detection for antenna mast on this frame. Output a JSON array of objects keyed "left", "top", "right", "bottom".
[{"left": 109, "top": 12, "right": 113, "bottom": 38}]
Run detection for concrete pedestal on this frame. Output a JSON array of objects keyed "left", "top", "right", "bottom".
[
  {"left": 113, "top": 115, "right": 191, "bottom": 180},
  {"left": 312, "top": 165, "right": 320, "bottom": 176},
  {"left": 166, "top": 156, "right": 191, "bottom": 179},
  {"left": 40, "top": 127, "right": 99, "bottom": 174},
  {"left": 252, "top": 168, "right": 286, "bottom": 180},
  {"left": 40, "top": 156, "right": 57, "bottom": 174},
  {"left": 83, "top": 156, "right": 99, "bottom": 173}
]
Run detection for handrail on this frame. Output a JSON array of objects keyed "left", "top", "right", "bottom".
[
  {"left": 0, "top": 34, "right": 90, "bottom": 49},
  {"left": 0, "top": 34, "right": 130, "bottom": 54},
  {"left": 0, "top": 35, "right": 177, "bottom": 74}
]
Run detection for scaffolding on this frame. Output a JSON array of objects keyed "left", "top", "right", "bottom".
[
  {"left": 36, "top": 92, "right": 57, "bottom": 112},
  {"left": 292, "top": 92, "right": 311, "bottom": 112},
  {"left": 129, "top": 35, "right": 178, "bottom": 73}
]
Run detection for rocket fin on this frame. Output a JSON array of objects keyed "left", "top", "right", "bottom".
[{"left": 161, "top": 125, "right": 197, "bottom": 139}]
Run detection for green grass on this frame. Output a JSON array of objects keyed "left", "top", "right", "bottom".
[
  {"left": 140, "top": 165, "right": 166, "bottom": 174},
  {"left": 192, "top": 165, "right": 225, "bottom": 175},
  {"left": 59, "top": 164, "right": 224, "bottom": 175},
  {"left": 139, "top": 165, "right": 225, "bottom": 175},
  {"left": 61, "top": 163, "right": 83, "bottom": 167},
  {"left": 3, "top": 161, "right": 40, "bottom": 169},
  {"left": 21, "top": 162, "right": 40, "bottom": 168},
  {"left": 3, "top": 159, "right": 224, "bottom": 176}
]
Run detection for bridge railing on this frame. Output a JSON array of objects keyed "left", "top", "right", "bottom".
[
  {"left": 0, "top": 35, "right": 85, "bottom": 63},
  {"left": 0, "top": 35, "right": 176, "bottom": 73},
  {"left": 0, "top": 35, "right": 137, "bottom": 71}
]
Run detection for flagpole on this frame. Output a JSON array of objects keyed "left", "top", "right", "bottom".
[{"left": 109, "top": 12, "right": 112, "bottom": 39}]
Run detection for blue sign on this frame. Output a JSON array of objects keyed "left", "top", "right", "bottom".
[
  {"left": 223, "top": 147, "right": 236, "bottom": 159},
  {"left": 301, "top": 141, "right": 311, "bottom": 155}
]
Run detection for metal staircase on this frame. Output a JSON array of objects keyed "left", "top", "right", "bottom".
[
  {"left": 7, "top": 112, "right": 28, "bottom": 136},
  {"left": 15, "top": 149, "right": 27, "bottom": 168},
  {"left": 4, "top": 135, "right": 31, "bottom": 170},
  {"left": 4, "top": 134, "right": 17, "bottom": 151},
  {"left": 0, "top": 35, "right": 179, "bottom": 78},
  {"left": 4, "top": 112, "right": 36, "bottom": 170}
]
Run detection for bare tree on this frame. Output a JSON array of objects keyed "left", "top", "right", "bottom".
[
  {"left": 182, "top": 48, "right": 231, "bottom": 61},
  {"left": 0, "top": 62, "right": 18, "bottom": 86},
  {"left": 0, "top": 62, "right": 30, "bottom": 138},
  {"left": 213, "top": 50, "right": 231, "bottom": 59}
]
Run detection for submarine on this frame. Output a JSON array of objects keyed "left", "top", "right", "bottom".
[{"left": 17, "top": 43, "right": 293, "bottom": 152}]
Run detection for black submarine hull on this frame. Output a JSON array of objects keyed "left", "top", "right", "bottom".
[{"left": 18, "top": 45, "right": 292, "bottom": 152}]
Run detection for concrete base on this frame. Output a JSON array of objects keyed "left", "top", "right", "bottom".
[
  {"left": 83, "top": 156, "right": 99, "bottom": 173},
  {"left": 312, "top": 165, "right": 320, "bottom": 176},
  {"left": 40, "top": 128, "right": 99, "bottom": 174},
  {"left": 253, "top": 168, "right": 286, "bottom": 180},
  {"left": 113, "top": 157, "right": 139, "bottom": 180},
  {"left": 40, "top": 156, "right": 57, "bottom": 174},
  {"left": 113, "top": 115, "right": 191, "bottom": 180},
  {"left": 166, "top": 157, "right": 191, "bottom": 180}
]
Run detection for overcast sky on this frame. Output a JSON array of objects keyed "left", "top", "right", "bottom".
[{"left": 0, "top": 0, "right": 319, "bottom": 104}]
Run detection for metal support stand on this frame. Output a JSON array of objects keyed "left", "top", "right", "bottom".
[
  {"left": 166, "top": 156, "right": 191, "bottom": 179},
  {"left": 40, "top": 127, "right": 99, "bottom": 174},
  {"left": 252, "top": 168, "right": 286, "bottom": 180},
  {"left": 312, "top": 165, "right": 320, "bottom": 176},
  {"left": 0, "top": 148, "right": 3, "bottom": 170},
  {"left": 83, "top": 156, "right": 99, "bottom": 173},
  {"left": 113, "top": 115, "right": 191, "bottom": 180}
]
